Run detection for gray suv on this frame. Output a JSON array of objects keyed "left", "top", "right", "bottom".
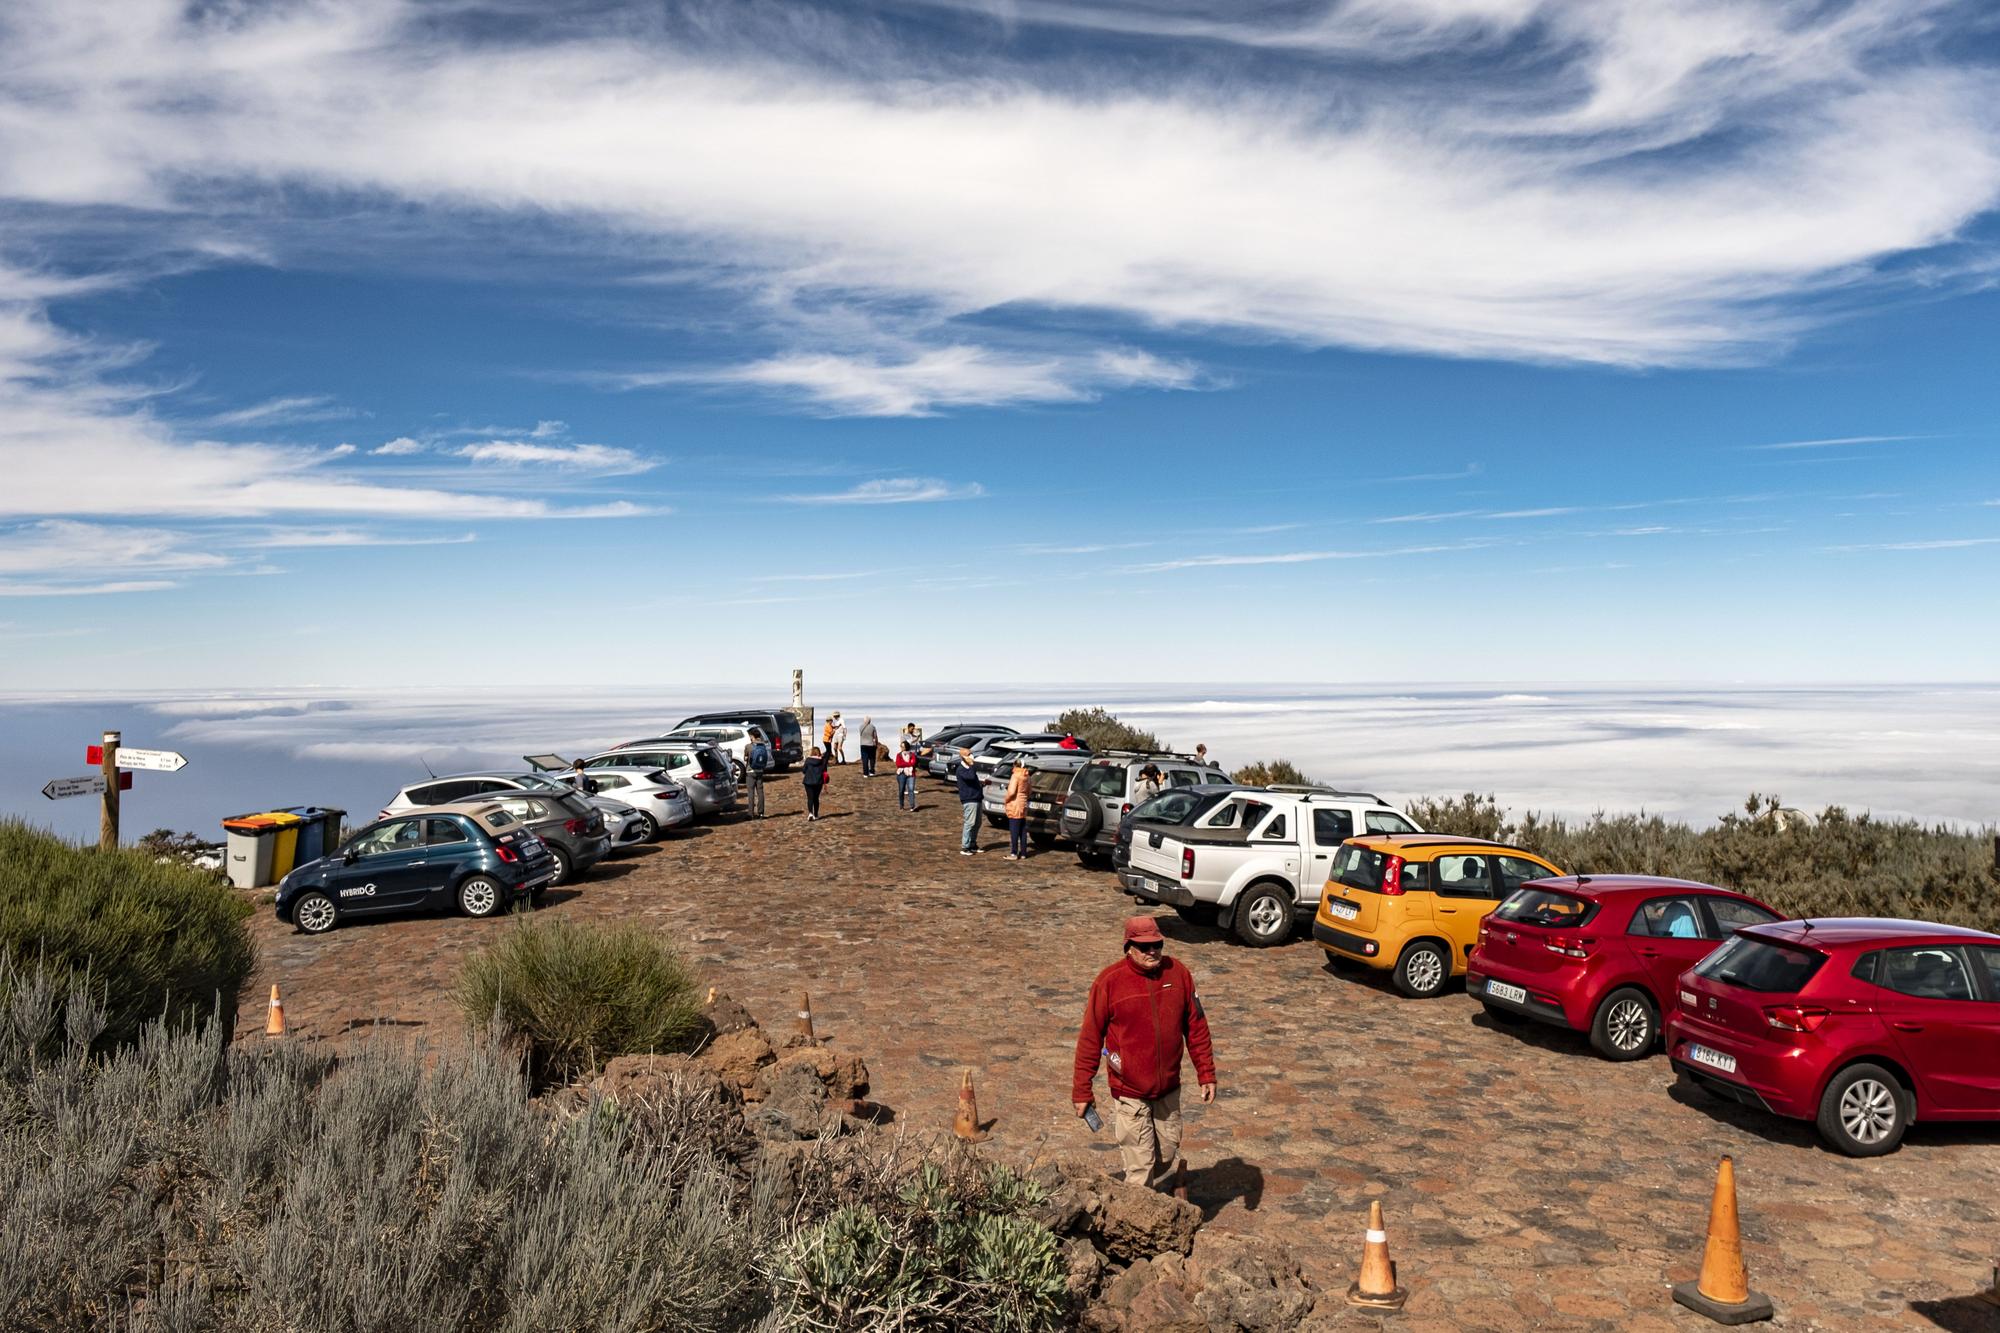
[{"left": 1058, "top": 752, "right": 1228, "bottom": 864}]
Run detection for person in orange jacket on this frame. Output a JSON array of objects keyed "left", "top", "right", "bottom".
[
  {"left": 1003, "top": 755, "right": 1032, "bottom": 859},
  {"left": 1072, "top": 915, "right": 1218, "bottom": 1190}
]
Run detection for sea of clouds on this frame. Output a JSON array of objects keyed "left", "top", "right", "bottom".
[{"left": 3, "top": 683, "right": 1994, "bottom": 844}]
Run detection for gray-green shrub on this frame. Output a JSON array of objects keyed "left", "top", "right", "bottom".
[
  {"left": 0, "top": 819, "right": 254, "bottom": 1053},
  {"left": 1229, "top": 758, "right": 1320, "bottom": 787},
  {"left": 1044, "top": 707, "right": 1163, "bottom": 753},
  {"left": 1405, "top": 792, "right": 1999, "bottom": 933},
  {"left": 455, "top": 916, "right": 704, "bottom": 1085},
  {"left": 770, "top": 1160, "right": 1066, "bottom": 1332}
]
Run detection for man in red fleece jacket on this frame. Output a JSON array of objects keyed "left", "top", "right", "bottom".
[{"left": 1072, "top": 915, "right": 1218, "bottom": 1190}]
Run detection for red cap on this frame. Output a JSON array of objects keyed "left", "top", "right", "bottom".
[{"left": 1123, "top": 915, "right": 1165, "bottom": 944}]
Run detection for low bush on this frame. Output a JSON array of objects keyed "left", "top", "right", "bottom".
[
  {"left": 1044, "top": 707, "right": 1163, "bottom": 753},
  {"left": 770, "top": 1159, "right": 1066, "bottom": 1332},
  {"left": 1230, "top": 758, "right": 1319, "bottom": 787},
  {"left": 455, "top": 916, "right": 704, "bottom": 1085},
  {"left": 0, "top": 819, "right": 254, "bottom": 1054},
  {"left": 0, "top": 970, "right": 1071, "bottom": 1333},
  {"left": 1406, "top": 792, "right": 2000, "bottom": 933}
]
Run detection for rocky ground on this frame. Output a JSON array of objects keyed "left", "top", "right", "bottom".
[{"left": 239, "top": 766, "right": 2000, "bottom": 1331}]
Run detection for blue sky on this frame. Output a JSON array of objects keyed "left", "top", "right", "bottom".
[{"left": 1, "top": 0, "right": 1998, "bottom": 688}]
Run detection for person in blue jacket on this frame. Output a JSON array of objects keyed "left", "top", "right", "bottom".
[{"left": 953, "top": 746, "right": 983, "bottom": 855}]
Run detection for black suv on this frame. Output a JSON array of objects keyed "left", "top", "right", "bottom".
[{"left": 676, "top": 708, "right": 803, "bottom": 769}]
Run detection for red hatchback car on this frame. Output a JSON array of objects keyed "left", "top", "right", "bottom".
[
  {"left": 1666, "top": 918, "right": 2000, "bottom": 1156},
  {"left": 1467, "top": 876, "right": 1782, "bottom": 1061}
]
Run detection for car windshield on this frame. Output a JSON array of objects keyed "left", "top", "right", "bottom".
[
  {"left": 1492, "top": 888, "right": 1597, "bottom": 928},
  {"left": 1693, "top": 935, "right": 1826, "bottom": 993},
  {"left": 1075, "top": 765, "right": 1126, "bottom": 799}
]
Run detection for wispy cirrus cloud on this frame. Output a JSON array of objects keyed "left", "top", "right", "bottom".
[
  {"left": 637, "top": 345, "right": 1202, "bottom": 417},
  {"left": 1825, "top": 536, "right": 2000, "bottom": 551},
  {"left": 1744, "top": 434, "right": 1939, "bottom": 451},
  {"left": 204, "top": 395, "right": 355, "bottom": 429},
  {"left": 781, "top": 478, "right": 986, "bottom": 505},
  {"left": 452, "top": 440, "right": 655, "bottom": 475},
  {"left": 1118, "top": 541, "right": 1486, "bottom": 573},
  {"left": 2, "top": 0, "right": 1989, "bottom": 401}
]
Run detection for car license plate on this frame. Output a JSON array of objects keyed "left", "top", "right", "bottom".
[
  {"left": 1486, "top": 980, "right": 1527, "bottom": 1005},
  {"left": 1688, "top": 1044, "right": 1737, "bottom": 1075},
  {"left": 1030, "top": 801, "right": 1051, "bottom": 811},
  {"left": 1329, "top": 899, "right": 1359, "bottom": 920}
]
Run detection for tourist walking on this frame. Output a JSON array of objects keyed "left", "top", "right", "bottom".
[
  {"left": 894, "top": 740, "right": 919, "bottom": 811},
  {"left": 822, "top": 715, "right": 836, "bottom": 755},
  {"left": 953, "top": 747, "right": 983, "bottom": 854},
  {"left": 743, "top": 726, "right": 771, "bottom": 818},
  {"left": 1003, "top": 755, "right": 1031, "bottom": 859},
  {"left": 858, "top": 716, "right": 879, "bottom": 776},
  {"left": 802, "top": 747, "right": 830, "bottom": 821},
  {"left": 831, "top": 713, "right": 848, "bottom": 765},
  {"left": 1072, "top": 916, "right": 1218, "bottom": 1192}
]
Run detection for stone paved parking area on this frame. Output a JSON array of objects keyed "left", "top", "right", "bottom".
[{"left": 240, "top": 767, "right": 2000, "bottom": 1331}]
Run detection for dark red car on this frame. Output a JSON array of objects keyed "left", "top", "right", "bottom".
[
  {"left": 1666, "top": 918, "right": 2000, "bottom": 1156},
  {"left": 1467, "top": 876, "right": 1782, "bottom": 1060}
]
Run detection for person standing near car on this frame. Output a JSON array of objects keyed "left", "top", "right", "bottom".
[
  {"left": 953, "top": 746, "right": 983, "bottom": 855},
  {"left": 1072, "top": 915, "right": 1218, "bottom": 1192},
  {"left": 743, "top": 727, "right": 771, "bottom": 819},
  {"left": 894, "top": 740, "right": 919, "bottom": 811},
  {"left": 802, "top": 746, "right": 830, "bottom": 821},
  {"left": 1135, "top": 763, "right": 1164, "bottom": 803},
  {"left": 1003, "top": 755, "right": 1032, "bottom": 860},
  {"left": 832, "top": 713, "right": 848, "bottom": 765},
  {"left": 858, "top": 716, "right": 879, "bottom": 777}
]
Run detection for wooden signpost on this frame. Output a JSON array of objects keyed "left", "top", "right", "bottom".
[{"left": 40, "top": 731, "right": 189, "bottom": 849}]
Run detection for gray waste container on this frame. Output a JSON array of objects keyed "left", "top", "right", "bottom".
[{"left": 221, "top": 816, "right": 282, "bottom": 890}]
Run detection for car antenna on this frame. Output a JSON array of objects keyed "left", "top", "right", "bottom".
[{"left": 420, "top": 753, "right": 436, "bottom": 778}]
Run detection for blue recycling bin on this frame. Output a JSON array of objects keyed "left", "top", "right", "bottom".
[{"left": 275, "top": 806, "right": 346, "bottom": 865}]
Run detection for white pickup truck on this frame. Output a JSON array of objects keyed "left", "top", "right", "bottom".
[{"left": 1121, "top": 787, "right": 1422, "bottom": 946}]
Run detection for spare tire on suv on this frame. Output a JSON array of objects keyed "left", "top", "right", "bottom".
[{"left": 1059, "top": 792, "right": 1102, "bottom": 842}]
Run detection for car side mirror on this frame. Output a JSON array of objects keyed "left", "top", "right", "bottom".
[{"left": 342, "top": 849, "right": 359, "bottom": 864}]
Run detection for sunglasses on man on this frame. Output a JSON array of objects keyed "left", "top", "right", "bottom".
[{"left": 1129, "top": 940, "right": 1165, "bottom": 955}]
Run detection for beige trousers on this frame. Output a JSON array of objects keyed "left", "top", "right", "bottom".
[{"left": 1111, "top": 1087, "right": 1183, "bottom": 1190}]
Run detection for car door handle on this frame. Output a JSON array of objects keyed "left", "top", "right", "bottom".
[
  {"left": 1637, "top": 947, "right": 1661, "bottom": 957},
  {"left": 1890, "top": 1021, "right": 1923, "bottom": 1033}
]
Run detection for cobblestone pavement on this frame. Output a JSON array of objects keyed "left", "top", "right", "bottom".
[{"left": 240, "top": 766, "right": 2000, "bottom": 1332}]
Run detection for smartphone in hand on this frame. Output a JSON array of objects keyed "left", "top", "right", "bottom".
[{"left": 1083, "top": 1106, "right": 1103, "bottom": 1133}]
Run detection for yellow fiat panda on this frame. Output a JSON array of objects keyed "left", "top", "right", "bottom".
[{"left": 1314, "top": 834, "right": 1564, "bottom": 997}]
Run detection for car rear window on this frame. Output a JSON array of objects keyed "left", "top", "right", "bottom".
[
  {"left": 1693, "top": 935, "right": 1826, "bottom": 993},
  {"left": 1492, "top": 888, "right": 1597, "bottom": 928},
  {"left": 1330, "top": 846, "right": 1431, "bottom": 894},
  {"left": 1075, "top": 765, "right": 1126, "bottom": 799}
]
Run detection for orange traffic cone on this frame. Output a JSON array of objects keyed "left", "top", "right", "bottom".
[
  {"left": 1672, "top": 1156, "right": 1774, "bottom": 1324},
  {"left": 794, "top": 992, "right": 816, "bottom": 1041},
  {"left": 264, "top": 984, "right": 286, "bottom": 1038},
  {"left": 952, "top": 1069, "right": 988, "bottom": 1142},
  {"left": 1346, "top": 1200, "right": 1407, "bottom": 1310}
]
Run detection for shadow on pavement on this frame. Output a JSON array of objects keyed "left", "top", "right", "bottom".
[
  {"left": 1190, "top": 1156, "right": 1265, "bottom": 1220},
  {"left": 1907, "top": 1292, "right": 2000, "bottom": 1332}
]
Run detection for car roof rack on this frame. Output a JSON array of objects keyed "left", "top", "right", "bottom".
[
  {"left": 1091, "top": 748, "right": 1215, "bottom": 763},
  {"left": 1264, "top": 783, "right": 1385, "bottom": 801}
]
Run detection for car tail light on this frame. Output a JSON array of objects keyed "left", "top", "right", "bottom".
[
  {"left": 1380, "top": 855, "right": 1406, "bottom": 895},
  {"left": 1478, "top": 923, "right": 1490, "bottom": 945},
  {"left": 1181, "top": 847, "right": 1195, "bottom": 879},
  {"left": 564, "top": 817, "right": 587, "bottom": 835},
  {"left": 377, "top": 808, "right": 392, "bottom": 821},
  {"left": 493, "top": 843, "right": 519, "bottom": 863},
  {"left": 1764, "top": 1005, "right": 1830, "bottom": 1033},
  {"left": 1544, "top": 935, "right": 1593, "bottom": 958}
]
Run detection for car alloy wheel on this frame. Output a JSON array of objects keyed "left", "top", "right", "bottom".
[
  {"left": 1395, "top": 942, "right": 1448, "bottom": 997},
  {"left": 548, "top": 848, "right": 572, "bottom": 885},
  {"left": 1839, "top": 1078, "right": 1898, "bottom": 1145},
  {"left": 1232, "top": 884, "right": 1291, "bottom": 947},
  {"left": 1590, "top": 987, "right": 1656, "bottom": 1060},
  {"left": 294, "top": 892, "right": 337, "bottom": 935},
  {"left": 458, "top": 875, "right": 503, "bottom": 919},
  {"left": 634, "top": 812, "right": 659, "bottom": 841}
]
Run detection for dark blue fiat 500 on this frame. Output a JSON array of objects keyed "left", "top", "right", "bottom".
[{"left": 275, "top": 802, "right": 556, "bottom": 935}]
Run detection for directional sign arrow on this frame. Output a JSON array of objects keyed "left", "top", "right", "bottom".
[
  {"left": 42, "top": 773, "right": 131, "bottom": 800},
  {"left": 113, "top": 747, "right": 187, "bottom": 773}
]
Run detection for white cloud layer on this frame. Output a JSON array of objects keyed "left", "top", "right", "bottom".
[
  {"left": 452, "top": 440, "right": 655, "bottom": 474},
  {"left": 0, "top": 0, "right": 1992, "bottom": 391}
]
